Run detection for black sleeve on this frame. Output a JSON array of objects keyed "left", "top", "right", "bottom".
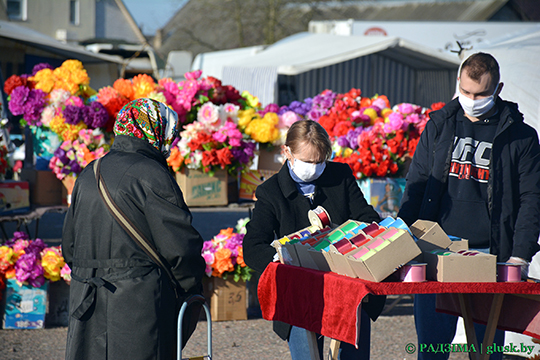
[{"left": 242, "top": 186, "right": 280, "bottom": 274}]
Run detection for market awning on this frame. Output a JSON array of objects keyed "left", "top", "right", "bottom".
[{"left": 0, "top": 20, "right": 122, "bottom": 64}]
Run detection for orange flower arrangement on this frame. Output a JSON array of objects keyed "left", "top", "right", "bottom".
[{"left": 201, "top": 223, "right": 252, "bottom": 282}]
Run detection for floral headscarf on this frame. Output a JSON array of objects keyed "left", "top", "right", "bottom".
[{"left": 114, "top": 98, "right": 178, "bottom": 156}]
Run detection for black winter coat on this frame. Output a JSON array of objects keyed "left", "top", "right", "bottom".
[
  {"left": 399, "top": 98, "right": 540, "bottom": 262},
  {"left": 62, "top": 135, "right": 206, "bottom": 360},
  {"left": 243, "top": 161, "right": 385, "bottom": 340}
]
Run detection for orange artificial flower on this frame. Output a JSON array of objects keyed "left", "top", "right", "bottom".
[
  {"left": 237, "top": 247, "right": 246, "bottom": 267},
  {"left": 212, "top": 248, "right": 234, "bottom": 277}
]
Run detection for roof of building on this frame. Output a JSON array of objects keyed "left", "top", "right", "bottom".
[{"left": 157, "top": 0, "right": 513, "bottom": 57}]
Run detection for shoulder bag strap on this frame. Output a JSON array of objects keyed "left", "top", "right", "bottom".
[{"left": 93, "top": 158, "right": 180, "bottom": 298}]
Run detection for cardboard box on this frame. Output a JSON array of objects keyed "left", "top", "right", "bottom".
[
  {"left": 2, "top": 279, "right": 48, "bottom": 329},
  {"left": 20, "top": 169, "right": 63, "bottom": 206},
  {"left": 0, "top": 181, "right": 30, "bottom": 215},
  {"left": 239, "top": 169, "right": 277, "bottom": 200},
  {"left": 424, "top": 249, "right": 496, "bottom": 282},
  {"left": 324, "top": 228, "right": 422, "bottom": 282},
  {"left": 176, "top": 169, "right": 228, "bottom": 206},
  {"left": 257, "top": 144, "right": 284, "bottom": 171},
  {"left": 347, "top": 229, "right": 422, "bottom": 282},
  {"left": 410, "top": 220, "right": 452, "bottom": 252},
  {"left": 448, "top": 239, "right": 469, "bottom": 252},
  {"left": 204, "top": 277, "right": 247, "bottom": 322},
  {"left": 357, "top": 178, "right": 406, "bottom": 219}
]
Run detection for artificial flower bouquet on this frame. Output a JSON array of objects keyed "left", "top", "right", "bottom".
[
  {"left": 0, "top": 231, "right": 71, "bottom": 289},
  {"left": 167, "top": 102, "right": 256, "bottom": 176},
  {"left": 257, "top": 87, "right": 444, "bottom": 179},
  {"left": 48, "top": 129, "right": 109, "bottom": 180},
  {"left": 201, "top": 220, "right": 252, "bottom": 283}
]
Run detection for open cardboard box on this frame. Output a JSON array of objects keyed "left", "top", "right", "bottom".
[
  {"left": 410, "top": 220, "right": 452, "bottom": 252},
  {"left": 323, "top": 229, "right": 421, "bottom": 282},
  {"left": 423, "top": 249, "right": 496, "bottom": 282}
]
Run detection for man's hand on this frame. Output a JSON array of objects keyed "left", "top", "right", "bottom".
[{"left": 508, "top": 257, "right": 530, "bottom": 280}]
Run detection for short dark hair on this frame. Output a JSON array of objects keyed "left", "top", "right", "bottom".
[
  {"left": 285, "top": 120, "right": 332, "bottom": 162},
  {"left": 460, "top": 52, "right": 500, "bottom": 86}
]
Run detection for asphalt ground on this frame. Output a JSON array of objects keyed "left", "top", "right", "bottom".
[{"left": 0, "top": 206, "right": 525, "bottom": 359}]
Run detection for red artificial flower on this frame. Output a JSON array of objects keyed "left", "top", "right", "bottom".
[
  {"left": 318, "top": 115, "right": 336, "bottom": 137},
  {"left": 202, "top": 149, "right": 219, "bottom": 168},
  {"left": 216, "top": 147, "right": 233, "bottom": 168},
  {"left": 4, "top": 75, "right": 31, "bottom": 95}
]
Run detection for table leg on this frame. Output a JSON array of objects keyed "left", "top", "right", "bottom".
[
  {"left": 479, "top": 294, "right": 504, "bottom": 360},
  {"left": 458, "top": 293, "right": 480, "bottom": 360},
  {"left": 306, "top": 330, "right": 321, "bottom": 360},
  {"left": 329, "top": 339, "right": 340, "bottom": 360}
]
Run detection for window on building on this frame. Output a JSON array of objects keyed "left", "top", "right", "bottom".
[
  {"left": 7, "top": 0, "right": 27, "bottom": 21},
  {"left": 70, "top": 0, "right": 79, "bottom": 25}
]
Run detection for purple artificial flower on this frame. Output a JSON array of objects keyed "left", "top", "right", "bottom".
[
  {"left": 13, "top": 231, "right": 30, "bottom": 241},
  {"left": 277, "top": 105, "right": 290, "bottom": 116},
  {"left": 86, "top": 102, "right": 108, "bottom": 128},
  {"left": 8, "top": 86, "right": 47, "bottom": 126},
  {"left": 63, "top": 105, "right": 83, "bottom": 125},
  {"left": 336, "top": 136, "right": 350, "bottom": 148},
  {"left": 32, "top": 63, "right": 53, "bottom": 76},
  {"left": 306, "top": 108, "right": 323, "bottom": 121},
  {"left": 25, "top": 238, "right": 46, "bottom": 256},
  {"left": 15, "top": 252, "right": 45, "bottom": 287},
  {"left": 346, "top": 127, "right": 363, "bottom": 149},
  {"left": 202, "top": 241, "right": 214, "bottom": 252}
]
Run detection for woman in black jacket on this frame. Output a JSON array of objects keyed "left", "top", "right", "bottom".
[
  {"left": 62, "top": 98, "right": 205, "bottom": 360},
  {"left": 243, "top": 120, "right": 385, "bottom": 360}
]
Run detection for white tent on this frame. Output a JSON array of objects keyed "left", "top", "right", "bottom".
[
  {"left": 220, "top": 33, "right": 460, "bottom": 106},
  {"left": 462, "top": 29, "right": 540, "bottom": 133}
]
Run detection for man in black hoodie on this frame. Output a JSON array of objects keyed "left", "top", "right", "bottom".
[{"left": 398, "top": 53, "right": 540, "bottom": 360}]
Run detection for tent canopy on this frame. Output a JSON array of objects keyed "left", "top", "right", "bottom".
[
  {"left": 221, "top": 33, "right": 460, "bottom": 106},
  {"left": 462, "top": 29, "right": 540, "bottom": 132},
  {"left": 228, "top": 33, "right": 459, "bottom": 75}
]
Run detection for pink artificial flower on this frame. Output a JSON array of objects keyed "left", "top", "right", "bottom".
[
  {"left": 66, "top": 96, "right": 84, "bottom": 107},
  {"left": 61, "top": 263, "right": 71, "bottom": 284},
  {"left": 398, "top": 103, "right": 414, "bottom": 115},
  {"left": 184, "top": 70, "right": 202, "bottom": 81},
  {"left": 406, "top": 113, "right": 421, "bottom": 125},
  {"left": 372, "top": 97, "right": 388, "bottom": 110},
  {"left": 278, "top": 111, "right": 300, "bottom": 129},
  {"left": 384, "top": 112, "right": 405, "bottom": 133},
  {"left": 197, "top": 102, "right": 221, "bottom": 129}
]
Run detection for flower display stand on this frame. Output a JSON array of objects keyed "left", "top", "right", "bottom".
[
  {"left": 203, "top": 277, "right": 247, "bottom": 322},
  {"left": 2, "top": 278, "right": 48, "bottom": 329},
  {"left": 176, "top": 169, "right": 230, "bottom": 207}
]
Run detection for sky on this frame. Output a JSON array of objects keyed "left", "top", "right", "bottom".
[{"left": 123, "top": 0, "right": 187, "bottom": 35}]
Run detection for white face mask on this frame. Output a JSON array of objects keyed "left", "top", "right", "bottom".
[
  {"left": 291, "top": 158, "right": 326, "bottom": 182},
  {"left": 458, "top": 83, "right": 498, "bottom": 118}
]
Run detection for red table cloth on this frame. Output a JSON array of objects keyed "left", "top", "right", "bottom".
[{"left": 258, "top": 262, "right": 540, "bottom": 346}]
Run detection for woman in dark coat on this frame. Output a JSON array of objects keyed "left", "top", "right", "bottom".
[
  {"left": 243, "top": 120, "right": 385, "bottom": 360},
  {"left": 62, "top": 98, "right": 206, "bottom": 360}
]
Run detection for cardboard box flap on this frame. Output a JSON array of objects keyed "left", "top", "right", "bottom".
[
  {"left": 293, "top": 243, "right": 319, "bottom": 270},
  {"left": 307, "top": 248, "right": 332, "bottom": 272},
  {"left": 410, "top": 220, "right": 452, "bottom": 252}
]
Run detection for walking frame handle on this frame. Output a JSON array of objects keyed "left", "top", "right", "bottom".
[{"left": 177, "top": 294, "right": 212, "bottom": 360}]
